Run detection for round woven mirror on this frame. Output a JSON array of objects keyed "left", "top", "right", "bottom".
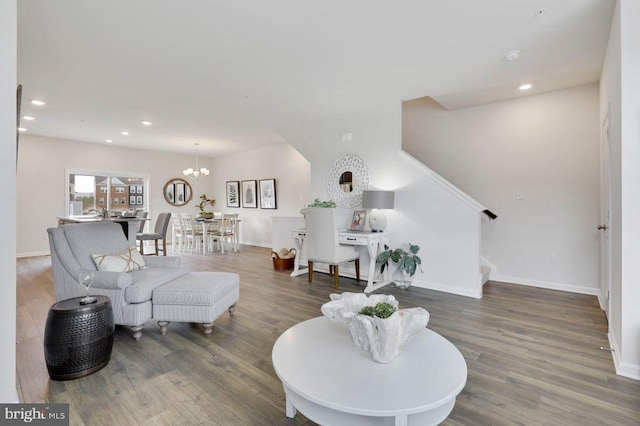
[
  {"left": 163, "top": 178, "right": 193, "bottom": 206},
  {"left": 326, "top": 154, "right": 369, "bottom": 208}
]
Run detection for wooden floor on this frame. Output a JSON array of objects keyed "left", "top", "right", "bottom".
[{"left": 16, "top": 245, "right": 640, "bottom": 425}]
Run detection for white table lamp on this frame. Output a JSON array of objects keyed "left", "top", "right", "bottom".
[{"left": 362, "top": 190, "right": 395, "bottom": 232}]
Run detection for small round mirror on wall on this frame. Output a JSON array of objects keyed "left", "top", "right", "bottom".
[
  {"left": 327, "top": 154, "right": 369, "bottom": 208},
  {"left": 163, "top": 178, "right": 193, "bottom": 206},
  {"left": 339, "top": 172, "right": 353, "bottom": 192}
]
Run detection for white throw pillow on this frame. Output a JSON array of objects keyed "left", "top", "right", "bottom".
[{"left": 92, "top": 247, "right": 147, "bottom": 273}]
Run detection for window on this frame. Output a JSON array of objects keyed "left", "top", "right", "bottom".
[{"left": 67, "top": 170, "right": 149, "bottom": 215}]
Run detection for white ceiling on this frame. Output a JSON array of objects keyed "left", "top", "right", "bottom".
[{"left": 17, "top": 0, "right": 615, "bottom": 157}]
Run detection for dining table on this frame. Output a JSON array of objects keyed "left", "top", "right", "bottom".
[{"left": 194, "top": 217, "right": 241, "bottom": 254}]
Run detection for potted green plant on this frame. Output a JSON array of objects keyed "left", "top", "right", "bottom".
[
  {"left": 196, "top": 194, "right": 216, "bottom": 219},
  {"left": 376, "top": 243, "right": 423, "bottom": 289},
  {"left": 301, "top": 198, "right": 336, "bottom": 217}
]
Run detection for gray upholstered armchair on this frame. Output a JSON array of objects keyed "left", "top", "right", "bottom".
[{"left": 48, "top": 222, "right": 189, "bottom": 339}]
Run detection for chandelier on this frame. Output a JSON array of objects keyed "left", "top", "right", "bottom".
[{"left": 183, "top": 143, "right": 210, "bottom": 180}]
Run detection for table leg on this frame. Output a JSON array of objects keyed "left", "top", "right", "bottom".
[
  {"left": 395, "top": 414, "right": 408, "bottom": 426},
  {"left": 234, "top": 221, "right": 239, "bottom": 252},
  {"left": 202, "top": 223, "right": 207, "bottom": 254},
  {"left": 290, "top": 236, "right": 308, "bottom": 276},
  {"left": 364, "top": 237, "right": 393, "bottom": 293},
  {"left": 285, "top": 396, "right": 297, "bottom": 418},
  {"left": 365, "top": 239, "right": 378, "bottom": 288}
]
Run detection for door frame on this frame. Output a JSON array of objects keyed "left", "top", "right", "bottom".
[{"left": 599, "top": 109, "right": 612, "bottom": 317}]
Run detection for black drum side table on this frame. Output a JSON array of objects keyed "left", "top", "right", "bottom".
[{"left": 44, "top": 296, "right": 114, "bottom": 380}]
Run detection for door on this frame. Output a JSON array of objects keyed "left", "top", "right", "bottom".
[{"left": 599, "top": 113, "right": 612, "bottom": 317}]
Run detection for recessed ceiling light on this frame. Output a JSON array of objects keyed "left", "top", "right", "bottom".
[
  {"left": 105, "top": 139, "right": 113, "bottom": 143},
  {"left": 141, "top": 121, "right": 152, "bottom": 126},
  {"left": 18, "top": 127, "right": 27, "bottom": 132},
  {"left": 121, "top": 131, "right": 129, "bottom": 136},
  {"left": 22, "top": 115, "right": 35, "bottom": 121},
  {"left": 31, "top": 99, "right": 46, "bottom": 106},
  {"left": 504, "top": 50, "right": 521, "bottom": 61},
  {"left": 519, "top": 84, "right": 533, "bottom": 90}
]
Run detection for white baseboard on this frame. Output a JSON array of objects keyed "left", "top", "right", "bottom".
[
  {"left": 493, "top": 274, "right": 599, "bottom": 296},
  {"left": 411, "top": 279, "right": 483, "bottom": 299},
  {"left": 608, "top": 332, "right": 640, "bottom": 380},
  {"left": 16, "top": 250, "right": 49, "bottom": 258},
  {"left": 240, "top": 240, "right": 271, "bottom": 249},
  {"left": 596, "top": 290, "right": 607, "bottom": 311}
]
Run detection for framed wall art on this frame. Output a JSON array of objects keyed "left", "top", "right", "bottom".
[
  {"left": 175, "top": 182, "right": 185, "bottom": 203},
  {"left": 226, "top": 181, "right": 240, "bottom": 208},
  {"left": 259, "top": 178, "right": 277, "bottom": 209},
  {"left": 241, "top": 180, "right": 257, "bottom": 208}
]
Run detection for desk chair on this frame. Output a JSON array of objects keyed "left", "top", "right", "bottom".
[
  {"left": 136, "top": 212, "right": 171, "bottom": 255},
  {"left": 305, "top": 208, "right": 360, "bottom": 289}
]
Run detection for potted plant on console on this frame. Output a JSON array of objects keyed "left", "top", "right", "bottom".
[
  {"left": 376, "top": 243, "right": 423, "bottom": 289},
  {"left": 196, "top": 194, "right": 215, "bottom": 219},
  {"left": 301, "top": 198, "right": 336, "bottom": 217}
]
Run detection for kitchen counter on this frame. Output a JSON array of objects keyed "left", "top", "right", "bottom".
[{"left": 57, "top": 216, "right": 148, "bottom": 246}]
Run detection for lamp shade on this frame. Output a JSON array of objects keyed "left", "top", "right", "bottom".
[
  {"left": 362, "top": 190, "right": 395, "bottom": 210},
  {"left": 362, "top": 190, "right": 394, "bottom": 232}
]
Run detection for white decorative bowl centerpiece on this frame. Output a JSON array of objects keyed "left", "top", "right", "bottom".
[{"left": 321, "top": 292, "right": 430, "bottom": 363}]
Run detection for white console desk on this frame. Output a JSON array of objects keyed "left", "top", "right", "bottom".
[{"left": 290, "top": 229, "right": 392, "bottom": 293}]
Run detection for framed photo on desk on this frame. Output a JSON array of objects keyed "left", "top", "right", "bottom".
[{"left": 350, "top": 210, "right": 366, "bottom": 231}]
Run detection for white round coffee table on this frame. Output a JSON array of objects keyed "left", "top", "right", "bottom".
[{"left": 272, "top": 316, "right": 467, "bottom": 426}]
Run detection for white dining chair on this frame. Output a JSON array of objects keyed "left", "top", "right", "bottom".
[
  {"left": 222, "top": 213, "right": 239, "bottom": 253},
  {"left": 180, "top": 213, "right": 204, "bottom": 254},
  {"left": 208, "top": 213, "right": 239, "bottom": 254},
  {"left": 171, "top": 213, "right": 185, "bottom": 252}
]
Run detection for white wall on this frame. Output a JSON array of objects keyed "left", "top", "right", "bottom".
[
  {"left": 403, "top": 85, "right": 601, "bottom": 295},
  {"left": 282, "top": 103, "right": 484, "bottom": 298},
  {"left": 618, "top": 0, "right": 640, "bottom": 381},
  {"left": 600, "top": 0, "right": 640, "bottom": 380},
  {"left": 1, "top": 0, "right": 18, "bottom": 402},
  {"left": 209, "top": 144, "right": 311, "bottom": 247},
  {"left": 16, "top": 135, "right": 311, "bottom": 255},
  {"left": 17, "top": 135, "right": 215, "bottom": 256}
]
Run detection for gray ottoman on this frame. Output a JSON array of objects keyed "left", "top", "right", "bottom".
[{"left": 152, "top": 272, "right": 239, "bottom": 336}]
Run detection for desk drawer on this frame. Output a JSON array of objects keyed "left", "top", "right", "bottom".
[
  {"left": 339, "top": 235, "right": 367, "bottom": 245},
  {"left": 292, "top": 230, "right": 307, "bottom": 238}
]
